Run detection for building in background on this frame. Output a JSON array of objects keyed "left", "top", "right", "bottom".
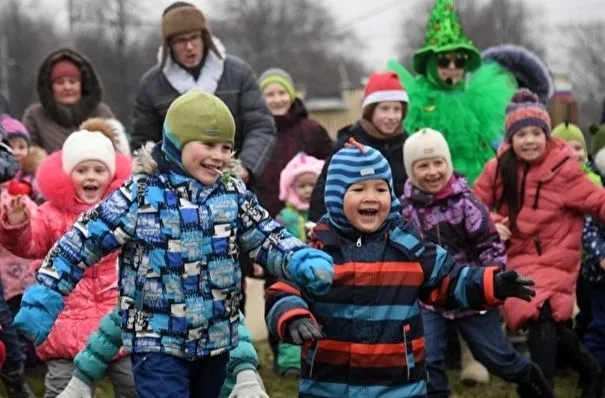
[{"left": 548, "top": 72, "right": 580, "bottom": 127}]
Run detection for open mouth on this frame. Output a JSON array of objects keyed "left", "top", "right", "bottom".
[
  {"left": 201, "top": 164, "right": 223, "bottom": 175},
  {"left": 83, "top": 184, "right": 99, "bottom": 195},
  {"left": 358, "top": 208, "right": 379, "bottom": 217}
]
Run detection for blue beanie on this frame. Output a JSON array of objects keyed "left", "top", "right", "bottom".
[{"left": 324, "top": 140, "right": 400, "bottom": 232}]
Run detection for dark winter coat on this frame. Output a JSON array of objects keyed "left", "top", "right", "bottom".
[
  {"left": 256, "top": 99, "right": 332, "bottom": 217},
  {"left": 22, "top": 48, "right": 114, "bottom": 153},
  {"left": 308, "top": 122, "right": 407, "bottom": 222},
  {"left": 582, "top": 216, "right": 605, "bottom": 287},
  {"left": 130, "top": 55, "right": 276, "bottom": 179},
  {"left": 266, "top": 217, "right": 500, "bottom": 398}
]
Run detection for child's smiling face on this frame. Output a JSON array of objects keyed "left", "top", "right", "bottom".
[
  {"left": 343, "top": 179, "right": 391, "bottom": 234},
  {"left": 511, "top": 126, "right": 547, "bottom": 162},
  {"left": 70, "top": 160, "right": 111, "bottom": 204},
  {"left": 566, "top": 140, "right": 586, "bottom": 164},
  {"left": 412, "top": 157, "right": 450, "bottom": 194},
  {"left": 181, "top": 141, "right": 232, "bottom": 185}
]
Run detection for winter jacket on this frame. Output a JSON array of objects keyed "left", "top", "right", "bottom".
[
  {"left": 309, "top": 122, "right": 407, "bottom": 222},
  {"left": 0, "top": 136, "right": 18, "bottom": 184},
  {"left": 130, "top": 49, "right": 276, "bottom": 179},
  {"left": 582, "top": 216, "right": 605, "bottom": 287},
  {"left": 22, "top": 48, "right": 114, "bottom": 153},
  {"left": 473, "top": 137, "right": 605, "bottom": 330},
  {"left": 256, "top": 99, "right": 332, "bottom": 216},
  {"left": 29, "top": 143, "right": 310, "bottom": 361},
  {"left": 266, "top": 217, "right": 500, "bottom": 398},
  {"left": 72, "top": 306, "right": 258, "bottom": 398},
  {"left": 0, "top": 188, "right": 36, "bottom": 301},
  {"left": 276, "top": 205, "right": 308, "bottom": 242},
  {"left": 401, "top": 174, "right": 506, "bottom": 319},
  {"left": 0, "top": 151, "right": 132, "bottom": 360}
]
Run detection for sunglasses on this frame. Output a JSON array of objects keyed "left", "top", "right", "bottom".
[{"left": 436, "top": 53, "right": 467, "bottom": 69}]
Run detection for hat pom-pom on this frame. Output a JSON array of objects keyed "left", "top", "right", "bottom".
[{"left": 511, "top": 88, "right": 540, "bottom": 104}]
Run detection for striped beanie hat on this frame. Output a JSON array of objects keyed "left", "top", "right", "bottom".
[
  {"left": 324, "top": 139, "right": 400, "bottom": 232},
  {"left": 505, "top": 88, "right": 551, "bottom": 141}
]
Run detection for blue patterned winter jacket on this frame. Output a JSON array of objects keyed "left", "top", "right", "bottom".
[{"left": 35, "top": 144, "right": 308, "bottom": 360}]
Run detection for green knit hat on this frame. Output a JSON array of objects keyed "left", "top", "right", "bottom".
[
  {"left": 162, "top": 89, "right": 235, "bottom": 168},
  {"left": 552, "top": 122, "right": 586, "bottom": 151},
  {"left": 413, "top": 0, "right": 481, "bottom": 75},
  {"left": 590, "top": 124, "right": 605, "bottom": 157},
  {"left": 259, "top": 68, "right": 296, "bottom": 101}
]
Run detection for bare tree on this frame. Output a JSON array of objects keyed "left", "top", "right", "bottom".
[
  {"left": 566, "top": 22, "right": 605, "bottom": 128},
  {"left": 212, "top": 0, "right": 366, "bottom": 97},
  {"left": 397, "top": 0, "right": 544, "bottom": 69},
  {"left": 0, "top": 0, "right": 64, "bottom": 117}
]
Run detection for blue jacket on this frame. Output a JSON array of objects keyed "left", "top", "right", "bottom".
[
  {"left": 583, "top": 215, "right": 605, "bottom": 287},
  {"left": 32, "top": 144, "right": 308, "bottom": 360},
  {"left": 266, "top": 217, "right": 500, "bottom": 398},
  {"left": 73, "top": 306, "right": 259, "bottom": 398}
]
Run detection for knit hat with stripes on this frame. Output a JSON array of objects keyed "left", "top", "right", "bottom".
[
  {"left": 324, "top": 138, "right": 400, "bottom": 232},
  {"left": 505, "top": 88, "right": 551, "bottom": 141}
]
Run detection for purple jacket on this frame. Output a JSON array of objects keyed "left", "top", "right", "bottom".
[{"left": 401, "top": 174, "right": 506, "bottom": 318}]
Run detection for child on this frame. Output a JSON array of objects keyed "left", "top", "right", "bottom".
[
  {"left": 309, "top": 71, "right": 409, "bottom": 222},
  {"left": 266, "top": 139, "right": 536, "bottom": 398},
  {"left": 552, "top": 121, "right": 601, "bottom": 186},
  {"left": 0, "top": 120, "right": 19, "bottom": 183},
  {"left": 474, "top": 88, "right": 605, "bottom": 395},
  {"left": 257, "top": 68, "right": 332, "bottom": 217},
  {"left": 400, "top": 128, "right": 552, "bottom": 397},
  {"left": 11, "top": 90, "right": 333, "bottom": 398},
  {"left": 56, "top": 308, "right": 268, "bottom": 398},
  {"left": 0, "top": 124, "right": 135, "bottom": 398},
  {"left": 271, "top": 152, "right": 324, "bottom": 376}
]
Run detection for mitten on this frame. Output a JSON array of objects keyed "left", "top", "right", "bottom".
[
  {"left": 286, "top": 248, "right": 333, "bottom": 295},
  {"left": 287, "top": 317, "right": 323, "bottom": 345}
]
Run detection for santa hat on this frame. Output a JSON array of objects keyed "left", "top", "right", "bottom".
[{"left": 362, "top": 72, "right": 408, "bottom": 109}]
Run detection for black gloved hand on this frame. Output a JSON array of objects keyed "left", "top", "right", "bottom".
[
  {"left": 494, "top": 270, "right": 536, "bottom": 302},
  {"left": 287, "top": 317, "right": 323, "bottom": 345}
]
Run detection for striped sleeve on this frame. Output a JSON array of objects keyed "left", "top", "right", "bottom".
[
  {"left": 390, "top": 226, "right": 499, "bottom": 309},
  {"left": 265, "top": 281, "right": 314, "bottom": 341}
]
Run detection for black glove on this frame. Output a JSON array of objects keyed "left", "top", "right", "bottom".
[
  {"left": 287, "top": 317, "right": 323, "bottom": 345},
  {"left": 494, "top": 270, "right": 536, "bottom": 302}
]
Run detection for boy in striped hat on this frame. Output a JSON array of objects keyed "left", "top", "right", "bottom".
[{"left": 266, "top": 139, "right": 536, "bottom": 397}]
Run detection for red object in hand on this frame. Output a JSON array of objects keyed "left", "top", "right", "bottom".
[{"left": 7, "top": 179, "right": 32, "bottom": 196}]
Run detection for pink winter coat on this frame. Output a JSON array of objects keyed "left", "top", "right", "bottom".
[
  {"left": 473, "top": 137, "right": 605, "bottom": 331},
  {"left": 0, "top": 188, "right": 36, "bottom": 301},
  {"left": 0, "top": 151, "right": 132, "bottom": 360}
]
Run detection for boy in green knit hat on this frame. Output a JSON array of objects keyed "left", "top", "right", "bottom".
[{"left": 13, "top": 89, "right": 334, "bottom": 398}]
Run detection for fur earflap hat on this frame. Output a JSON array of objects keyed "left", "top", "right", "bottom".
[{"left": 160, "top": 2, "right": 221, "bottom": 69}]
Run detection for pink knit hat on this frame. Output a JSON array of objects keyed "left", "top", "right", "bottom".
[
  {"left": 0, "top": 115, "right": 29, "bottom": 143},
  {"left": 279, "top": 152, "right": 324, "bottom": 210}
]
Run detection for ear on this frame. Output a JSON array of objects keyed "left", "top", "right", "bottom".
[{"left": 589, "top": 124, "right": 600, "bottom": 135}]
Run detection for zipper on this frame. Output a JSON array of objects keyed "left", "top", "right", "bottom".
[
  {"left": 533, "top": 182, "right": 543, "bottom": 209},
  {"left": 309, "top": 340, "right": 320, "bottom": 378},
  {"left": 519, "top": 163, "right": 530, "bottom": 210},
  {"left": 436, "top": 223, "right": 442, "bottom": 246},
  {"left": 356, "top": 237, "right": 362, "bottom": 247},
  {"left": 403, "top": 326, "right": 411, "bottom": 380},
  {"left": 533, "top": 237, "right": 542, "bottom": 256}
]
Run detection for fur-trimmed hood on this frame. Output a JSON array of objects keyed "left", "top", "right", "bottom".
[
  {"left": 36, "top": 151, "right": 132, "bottom": 214},
  {"left": 133, "top": 142, "right": 245, "bottom": 180},
  {"left": 36, "top": 48, "right": 105, "bottom": 128}
]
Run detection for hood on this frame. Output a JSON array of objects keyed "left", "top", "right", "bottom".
[
  {"left": 36, "top": 151, "right": 132, "bottom": 214},
  {"left": 36, "top": 48, "right": 104, "bottom": 128},
  {"left": 278, "top": 152, "right": 324, "bottom": 211},
  {"left": 20, "top": 146, "right": 47, "bottom": 176},
  {"left": 403, "top": 173, "right": 469, "bottom": 207},
  {"left": 133, "top": 142, "right": 245, "bottom": 180},
  {"left": 274, "top": 98, "right": 309, "bottom": 132}
]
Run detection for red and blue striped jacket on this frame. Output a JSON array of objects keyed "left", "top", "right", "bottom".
[{"left": 266, "top": 217, "right": 500, "bottom": 398}]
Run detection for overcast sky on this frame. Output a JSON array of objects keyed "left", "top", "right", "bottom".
[{"left": 42, "top": 0, "right": 605, "bottom": 72}]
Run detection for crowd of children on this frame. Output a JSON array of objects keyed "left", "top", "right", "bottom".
[{"left": 0, "top": 1, "right": 605, "bottom": 398}]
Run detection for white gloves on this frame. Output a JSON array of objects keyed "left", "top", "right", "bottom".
[
  {"left": 56, "top": 376, "right": 92, "bottom": 398},
  {"left": 228, "top": 369, "right": 269, "bottom": 398}
]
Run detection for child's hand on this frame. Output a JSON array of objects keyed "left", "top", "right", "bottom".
[
  {"left": 286, "top": 248, "right": 334, "bottom": 295},
  {"left": 3, "top": 195, "right": 27, "bottom": 225},
  {"left": 288, "top": 317, "right": 323, "bottom": 345},
  {"left": 495, "top": 217, "right": 511, "bottom": 241},
  {"left": 252, "top": 263, "right": 264, "bottom": 277},
  {"left": 494, "top": 270, "right": 536, "bottom": 302},
  {"left": 600, "top": 259, "right": 605, "bottom": 271}
]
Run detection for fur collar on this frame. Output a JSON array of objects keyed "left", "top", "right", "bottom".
[{"left": 36, "top": 151, "right": 132, "bottom": 214}]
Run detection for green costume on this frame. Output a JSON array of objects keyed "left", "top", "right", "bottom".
[{"left": 388, "top": 0, "right": 516, "bottom": 184}]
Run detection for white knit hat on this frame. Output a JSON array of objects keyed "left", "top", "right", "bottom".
[
  {"left": 62, "top": 131, "right": 116, "bottom": 176},
  {"left": 403, "top": 128, "right": 453, "bottom": 188}
]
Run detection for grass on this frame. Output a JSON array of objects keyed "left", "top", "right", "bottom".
[{"left": 0, "top": 341, "right": 581, "bottom": 397}]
